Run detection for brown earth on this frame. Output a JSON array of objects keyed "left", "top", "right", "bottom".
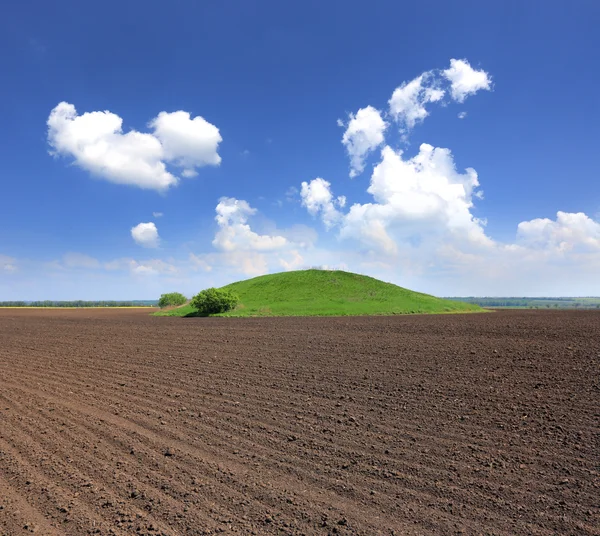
[{"left": 0, "top": 308, "right": 598, "bottom": 535}]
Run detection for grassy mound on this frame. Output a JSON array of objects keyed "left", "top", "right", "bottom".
[{"left": 155, "top": 269, "right": 483, "bottom": 317}]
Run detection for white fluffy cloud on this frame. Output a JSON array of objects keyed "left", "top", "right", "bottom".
[
  {"left": 431, "top": 210, "right": 600, "bottom": 295},
  {"left": 300, "top": 139, "right": 600, "bottom": 294},
  {"left": 325, "top": 58, "right": 495, "bottom": 258},
  {"left": 386, "top": 59, "right": 490, "bottom": 134},
  {"left": 341, "top": 106, "right": 387, "bottom": 177},
  {"left": 443, "top": 59, "right": 492, "bottom": 103},
  {"left": 305, "top": 144, "right": 489, "bottom": 255},
  {"left": 198, "top": 200, "right": 319, "bottom": 279},
  {"left": 213, "top": 198, "right": 287, "bottom": 252},
  {"left": 131, "top": 222, "right": 160, "bottom": 248},
  {"left": 47, "top": 102, "right": 221, "bottom": 191},
  {"left": 149, "top": 110, "right": 222, "bottom": 176},
  {"left": 300, "top": 178, "right": 346, "bottom": 229},
  {"left": 388, "top": 73, "right": 445, "bottom": 130},
  {"left": 517, "top": 211, "right": 600, "bottom": 252}
]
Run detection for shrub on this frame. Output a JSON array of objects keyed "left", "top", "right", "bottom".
[
  {"left": 158, "top": 292, "right": 187, "bottom": 308},
  {"left": 191, "top": 288, "right": 239, "bottom": 315}
]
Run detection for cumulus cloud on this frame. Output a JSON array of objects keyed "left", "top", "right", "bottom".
[
  {"left": 388, "top": 73, "right": 445, "bottom": 130},
  {"left": 149, "top": 110, "right": 222, "bottom": 174},
  {"left": 131, "top": 222, "right": 160, "bottom": 248},
  {"left": 431, "top": 211, "right": 600, "bottom": 296},
  {"left": 197, "top": 200, "right": 320, "bottom": 279},
  {"left": 341, "top": 106, "right": 387, "bottom": 177},
  {"left": 443, "top": 59, "right": 492, "bottom": 103},
  {"left": 516, "top": 211, "right": 600, "bottom": 252},
  {"left": 385, "top": 59, "right": 490, "bottom": 135},
  {"left": 305, "top": 144, "right": 489, "bottom": 255},
  {"left": 213, "top": 198, "right": 287, "bottom": 252},
  {"left": 299, "top": 139, "right": 600, "bottom": 294},
  {"left": 300, "top": 178, "right": 346, "bottom": 229},
  {"left": 317, "top": 58, "right": 496, "bottom": 259},
  {"left": 47, "top": 102, "right": 221, "bottom": 191}
]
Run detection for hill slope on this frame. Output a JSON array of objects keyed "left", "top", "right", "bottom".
[{"left": 155, "top": 269, "right": 482, "bottom": 317}]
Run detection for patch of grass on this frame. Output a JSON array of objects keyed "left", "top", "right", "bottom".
[{"left": 155, "top": 269, "right": 483, "bottom": 317}]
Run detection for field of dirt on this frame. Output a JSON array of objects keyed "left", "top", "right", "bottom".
[{"left": 0, "top": 309, "right": 598, "bottom": 535}]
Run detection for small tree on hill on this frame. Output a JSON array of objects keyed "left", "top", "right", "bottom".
[
  {"left": 191, "top": 288, "right": 239, "bottom": 315},
  {"left": 158, "top": 292, "right": 187, "bottom": 308}
]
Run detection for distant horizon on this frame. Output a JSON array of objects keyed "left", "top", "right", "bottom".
[{"left": 2, "top": 296, "right": 600, "bottom": 302}]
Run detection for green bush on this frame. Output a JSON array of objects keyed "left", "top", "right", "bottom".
[
  {"left": 158, "top": 292, "right": 187, "bottom": 308},
  {"left": 191, "top": 288, "right": 239, "bottom": 315}
]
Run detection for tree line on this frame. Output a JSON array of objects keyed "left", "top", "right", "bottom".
[{"left": 0, "top": 301, "right": 157, "bottom": 307}]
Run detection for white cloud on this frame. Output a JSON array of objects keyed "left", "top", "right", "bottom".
[
  {"left": 443, "top": 59, "right": 492, "bottom": 103},
  {"left": 386, "top": 59, "right": 489, "bottom": 133},
  {"left": 213, "top": 198, "right": 287, "bottom": 252},
  {"left": 47, "top": 102, "right": 221, "bottom": 191},
  {"left": 131, "top": 222, "right": 160, "bottom": 248},
  {"left": 300, "top": 178, "right": 345, "bottom": 229},
  {"left": 149, "top": 110, "right": 221, "bottom": 169},
  {"left": 299, "top": 137, "right": 600, "bottom": 294},
  {"left": 305, "top": 58, "right": 495, "bottom": 264},
  {"left": 516, "top": 211, "right": 600, "bottom": 252},
  {"left": 388, "top": 73, "right": 445, "bottom": 130},
  {"left": 304, "top": 144, "right": 489, "bottom": 255},
  {"left": 152, "top": 212, "right": 163, "bottom": 218},
  {"left": 430, "top": 211, "right": 600, "bottom": 296},
  {"left": 341, "top": 106, "right": 387, "bottom": 177}
]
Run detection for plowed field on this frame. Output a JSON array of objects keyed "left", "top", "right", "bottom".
[{"left": 0, "top": 309, "right": 598, "bottom": 535}]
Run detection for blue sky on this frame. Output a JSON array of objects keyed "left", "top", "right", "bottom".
[{"left": 1, "top": 0, "right": 599, "bottom": 299}]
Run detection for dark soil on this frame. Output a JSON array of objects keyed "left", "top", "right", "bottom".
[{"left": 0, "top": 309, "right": 598, "bottom": 535}]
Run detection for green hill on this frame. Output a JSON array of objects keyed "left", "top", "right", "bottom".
[{"left": 155, "top": 269, "right": 482, "bottom": 317}]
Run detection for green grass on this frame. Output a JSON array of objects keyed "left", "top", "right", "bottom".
[{"left": 155, "top": 269, "right": 483, "bottom": 317}]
